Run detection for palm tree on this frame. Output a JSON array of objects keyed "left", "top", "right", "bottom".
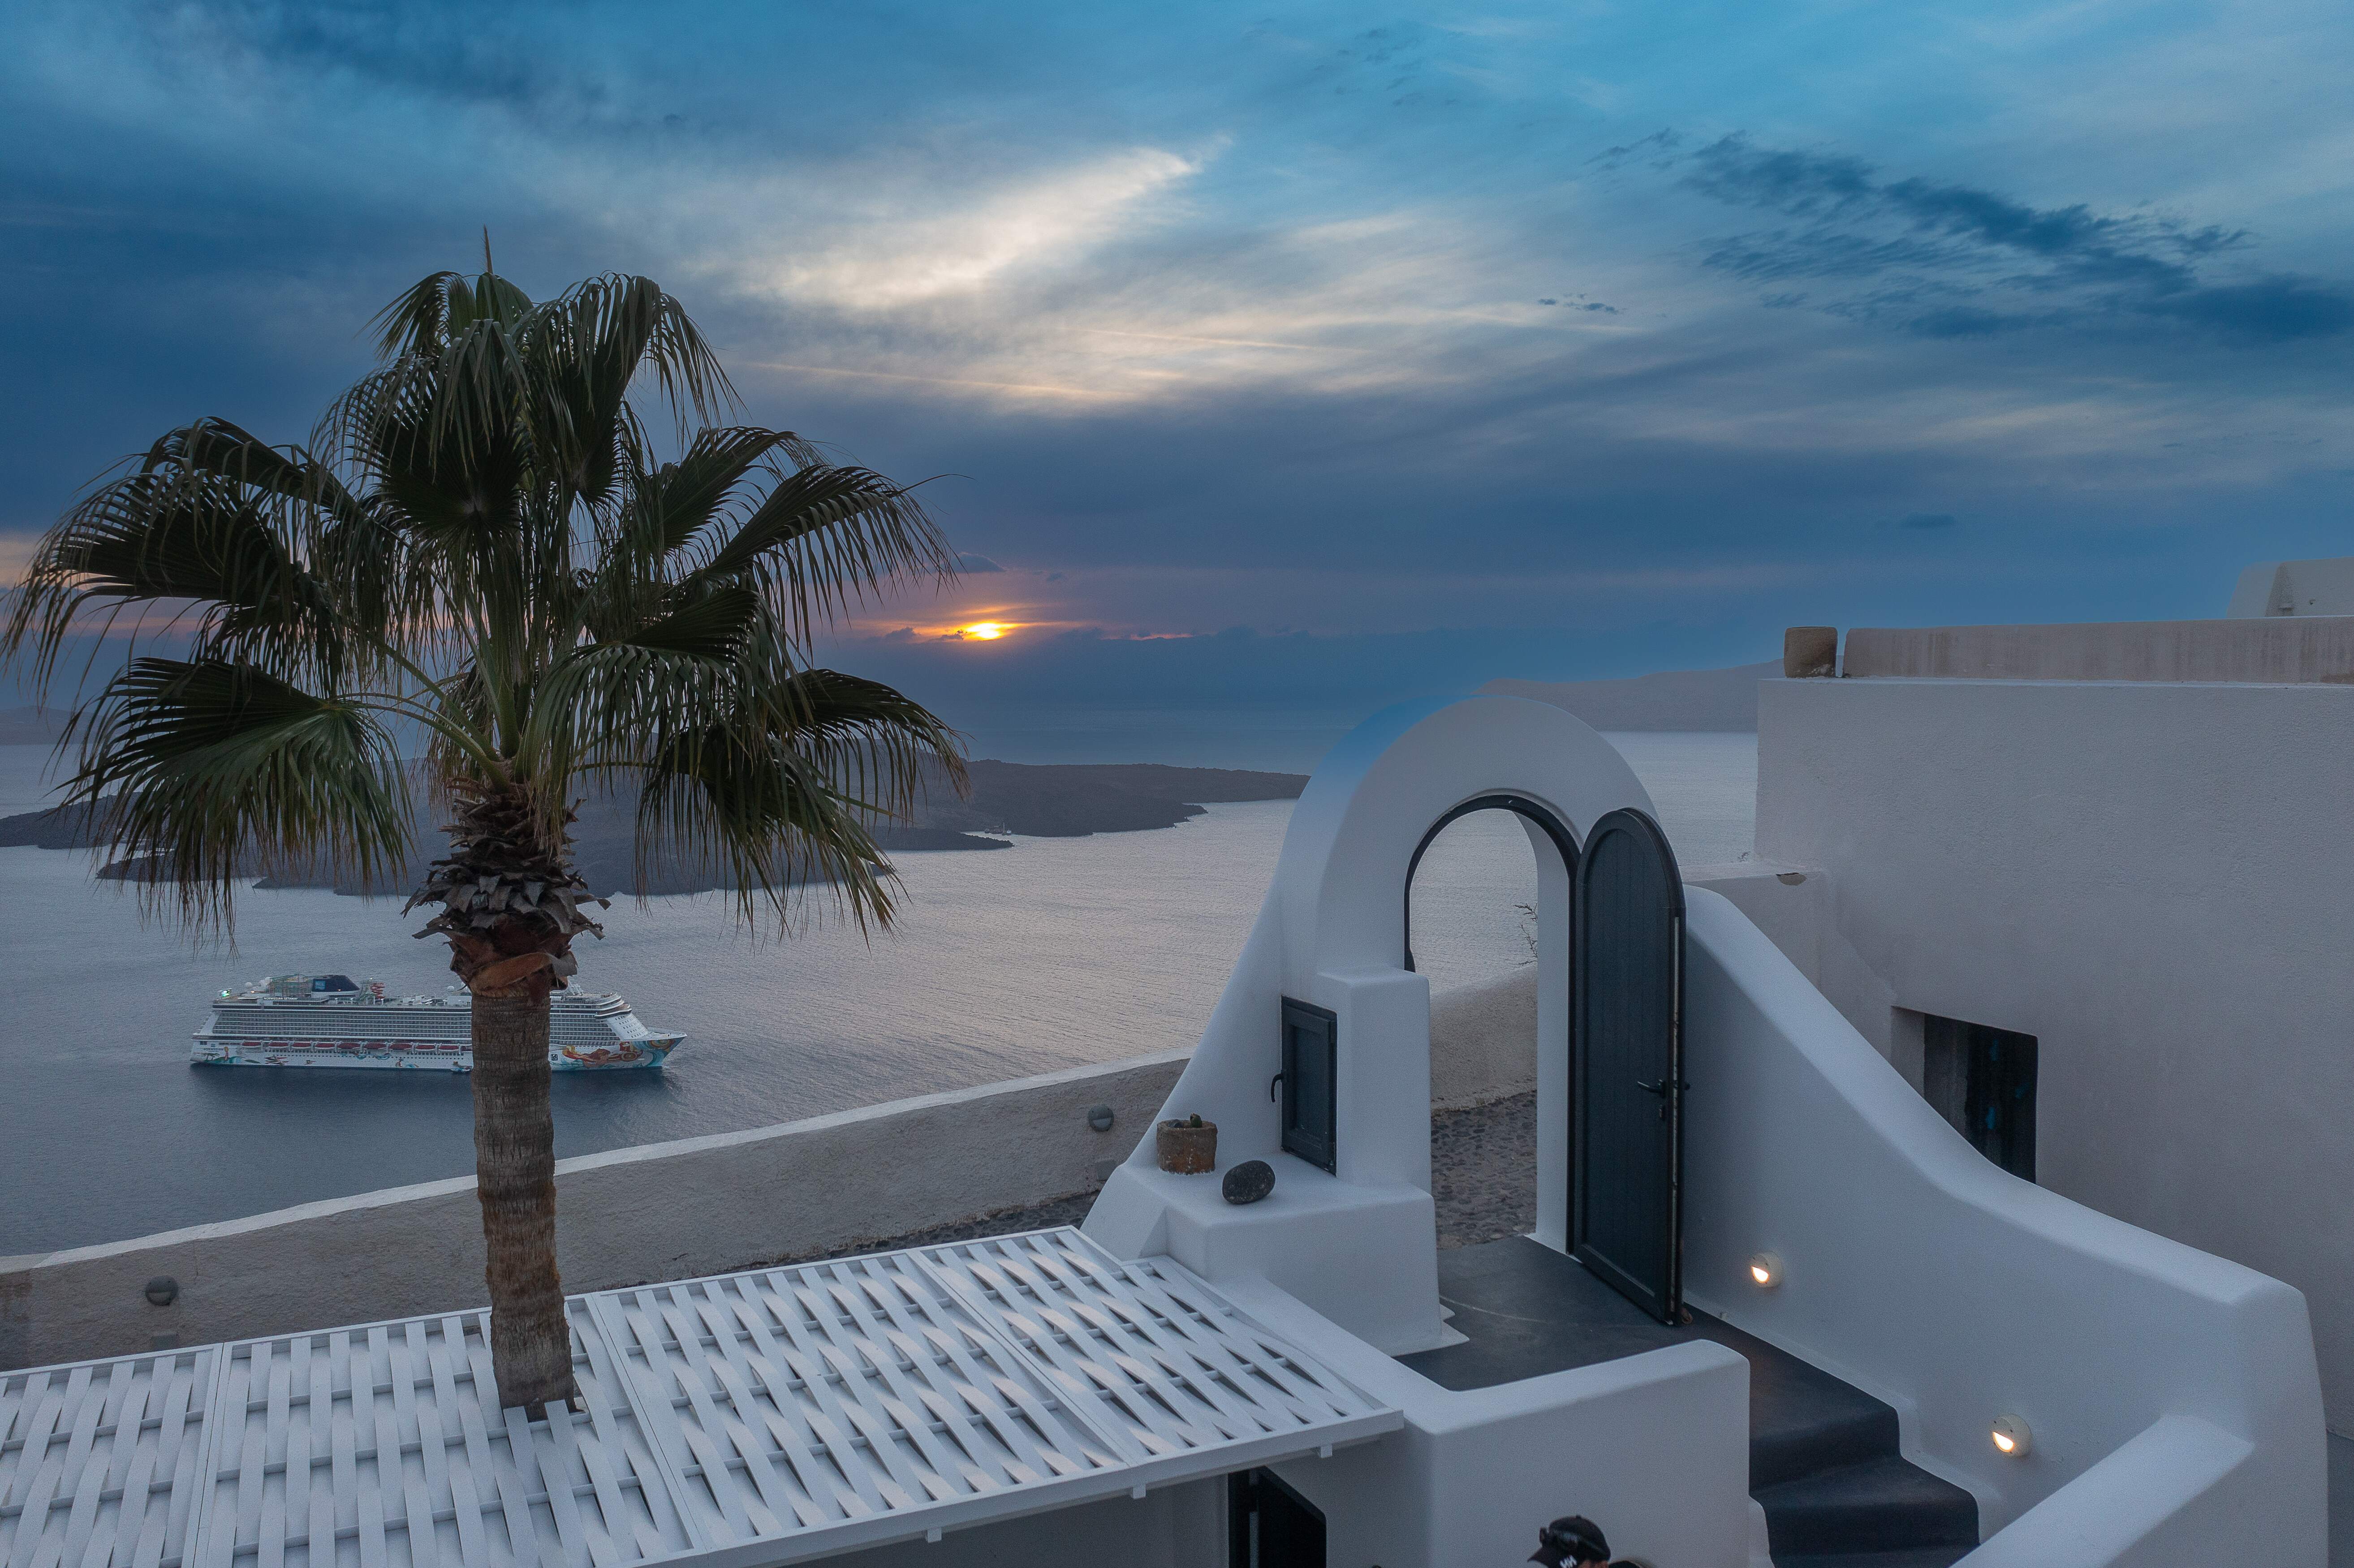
[{"left": 3, "top": 265, "right": 966, "bottom": 1411}]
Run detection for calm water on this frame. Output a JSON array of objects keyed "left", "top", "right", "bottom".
[{"left": 0, "top": 732, "right": 1755, "bottom": 1251}]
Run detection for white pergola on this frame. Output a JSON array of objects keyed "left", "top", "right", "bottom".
[{"left": 2, "top": 1229, "right": 1398, "bottom": 1568}]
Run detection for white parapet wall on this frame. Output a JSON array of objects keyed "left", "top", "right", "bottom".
[
  {"left": 1841, "top": 613, "right": 2354, "bottom": 682},
  {"left": 1754, "top": 676, "right": 2354, "bottom": 1434},
  {"left": 1429, "top": 967, "right": 1537, "bottom": 1109},
  {"left": 0, "top": 1049, "right": 1190, "bottom": 1371},
  {"left": 1681, "top": 888, "right": 2327, "bottom": 1559},
  {"left": 0, "top": 1001, "right": 1543, "bottom": 1374}
]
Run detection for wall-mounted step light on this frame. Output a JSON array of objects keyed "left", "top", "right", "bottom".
[
  {"left": 1992, "top": 1415, "right": 2033, "bottom": 1456},
  {"left": 1747, "top": 1252, "right": 1783, "bottom": 1288}
]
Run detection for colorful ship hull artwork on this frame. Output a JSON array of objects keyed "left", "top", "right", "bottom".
[{"left": 190, "top": 974, "right": 683, "bottom": 1072}]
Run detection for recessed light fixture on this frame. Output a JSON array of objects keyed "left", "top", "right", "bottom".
[
  {"left": 1992, "top": 1415, "right": 2032, "bottom": 1456},
  {"left": 1747, "top": 1252, "right": 1782, "bottom": 1288}
]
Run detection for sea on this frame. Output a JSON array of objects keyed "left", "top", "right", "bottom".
[{"left": 0, "top": 731, "right": 1757, "bottom": 1253}]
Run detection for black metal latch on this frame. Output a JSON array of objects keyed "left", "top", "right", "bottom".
[{"left": 1634, "top": 1076, "right": 1692, "bottom": 1120}]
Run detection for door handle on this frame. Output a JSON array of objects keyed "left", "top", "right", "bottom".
[{"left": 1635, "top": 1077, "right": 1690, "bottom": 1120}]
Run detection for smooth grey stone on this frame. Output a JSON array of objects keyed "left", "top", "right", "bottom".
[{"left": 1222, "top": 1159, "right": 1275, "bottom": 1205}]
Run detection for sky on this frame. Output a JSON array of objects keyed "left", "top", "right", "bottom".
[{"left": 4, "top": 0, "right": 2351, "bottom": 752}]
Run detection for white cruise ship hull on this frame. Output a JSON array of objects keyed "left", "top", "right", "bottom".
[
  {"left": 190, "top": 1037, "right": 680, "bottom": 1071},
  {"left": 190, "top": 975, "right": 683, "bottom": 1072}
]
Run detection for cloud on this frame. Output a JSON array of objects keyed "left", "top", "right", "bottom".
[
  {"left": 727, "top": 147, "right": 1203, "bottom": 313},
  {"left": 1679, "top": 135, "right": 2354, "bottom": 344},
  {"left": 4, "top": 0, "right": 2354, "bottom": 733},
  {"left": 955, "top": 553, "right": 1005, "bottom": 573}
]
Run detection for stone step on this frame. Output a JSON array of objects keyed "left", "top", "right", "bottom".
[
  {"left": 1773, "top": 1549, "right": 1976, "bottom": 1568},
  {"left": 1754, "top": 1453, "right": 1979, "bottom": 1556},
  {"left": 1400, "top": 1240, "right": 1982, "bottom": 1564}
]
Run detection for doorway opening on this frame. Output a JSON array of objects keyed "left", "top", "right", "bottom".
[
  {"left": 1922, "top": 1014, "right": 2038, "bottom": 1181},
  {"left": 1406, "top": 799, "right": 1560, "bottom": 1253},
  {"left": 1228, "top": 1468, "right": 1325, "bottom": 1568}
]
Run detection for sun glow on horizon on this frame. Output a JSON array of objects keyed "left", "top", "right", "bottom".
[{"left": 961, "top": 621, "right": 1010, "bottom": 640}]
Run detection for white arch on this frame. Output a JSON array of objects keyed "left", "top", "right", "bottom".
[{"left": 1084, "top": 696, "right": 1655, "bottom": 1352}]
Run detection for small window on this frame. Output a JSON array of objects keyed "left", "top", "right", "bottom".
[
  {"left": 1923, "top": 1014, "right": 2038, "bottom": 1181},
  {"left": 1280, "top": 999, "right": 1337, "bottom": 1173}
]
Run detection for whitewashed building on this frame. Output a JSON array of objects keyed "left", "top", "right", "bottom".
[{"left": 4, "top": 685, "right": 2328, "bottom": 1567}]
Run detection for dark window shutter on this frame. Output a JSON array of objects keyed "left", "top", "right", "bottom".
[{"left": 1280, "top": 999, "right": 1338, "bottom": 1173}]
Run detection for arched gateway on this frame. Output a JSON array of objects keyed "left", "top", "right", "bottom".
[{"left": 1086, "top": 696, "right": 1686, "bottom": 1348}]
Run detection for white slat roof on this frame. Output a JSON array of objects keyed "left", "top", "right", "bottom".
[
  {"left": 6, "top": 1230, "right": 1397, "bottom": 1568},
  {"left": 188, "top": 1305, "right": 686, "bottom": 1568},
  {"left": 3, "top": 1346, "right": 219, "bottom": 1568}
]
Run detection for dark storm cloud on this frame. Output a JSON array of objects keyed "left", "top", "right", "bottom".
[{"left": 1681, "top": 135, "right": 2354, "bottom": 343}]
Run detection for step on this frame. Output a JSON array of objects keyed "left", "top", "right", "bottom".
[
  {"left": 1747, "top": 1394, "right": 1898, "bottom": 1491},
  {"left": 1754, "top": 1454, "right": 1979, "bottom": 1555},
  {"left": 1704, "top": 1314, "right": 1900, "bottom": 1490},
  {"left": 1773, "top": 1549, "right": 1976, "bottom": 1568}
]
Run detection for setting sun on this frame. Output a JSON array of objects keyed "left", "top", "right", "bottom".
[{"left": 961, "top": 622, "right": 1009, "bottom": 640}]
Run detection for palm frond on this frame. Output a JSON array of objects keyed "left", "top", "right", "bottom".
[
  {"left": 633, "top": 711, "right": 899, "bottom": 930},
  {"left": 683, "top": 464, "right": 957, "bottom": 643},
  {"left": 764, "top": 667, "right": 968, "bottom": 823},
  {"left": 6, "top": 262, "right": 966, "bottom": 945},
  {"left": 2, "top": 430, "right": 353, "bottom": 690},
  {"left": 615, "top": 427, "right": 819, "bottom": 564},
  {"left": 367, "top": 270, "right": 534, "bottom": 362},
  {"left": 66, "top": 657, "right": 412, "bottom": 932}
]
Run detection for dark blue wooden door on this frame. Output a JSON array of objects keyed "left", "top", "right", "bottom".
[{"left": 1572, "top": 808, "right": 1686, "bottom": 1323}]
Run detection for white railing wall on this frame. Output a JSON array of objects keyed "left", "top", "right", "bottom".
[
  {"left": 4, "top": 994, "right": 1543, "bottom": 1378},
  {"left": 0, "top": 1049, "right": 1190, "bottom": 1372},
  {"left": 1679, "top": 890, "right": 2326, "bottom": 1563}
]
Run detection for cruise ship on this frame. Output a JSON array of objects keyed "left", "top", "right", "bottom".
[{"left": 189, "top": 973, "right": 683, "bottom": 1071}]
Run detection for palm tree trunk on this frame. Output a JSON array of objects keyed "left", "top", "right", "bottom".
[{"left": 470, "top": 982, "right": 580, "bottom": 1411}]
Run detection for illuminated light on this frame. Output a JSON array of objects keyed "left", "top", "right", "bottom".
[
  {"left": 961, "top": 622, "right": 1008, "bottom": 641},
  {"left": 1992, "top": 1416, "right": 2032, "bottom": 1456},
  {"left": 1747, "top": 1252, "right": 1783, "bottom": 1288}
]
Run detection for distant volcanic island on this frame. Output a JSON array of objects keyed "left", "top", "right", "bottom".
[{"left": 0, "top": 761, "right": 1308, "bottom": 898}]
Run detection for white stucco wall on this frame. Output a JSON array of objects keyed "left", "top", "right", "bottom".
[
  {"left": 1429, "top": 968, "right": 1537, "bottom": 1108},
  {"left": 1682, "top": 888, "right": 2324, "bottom": 1559},
  {"left": 1755, "top": 676, "right": 2354, "bottom": 1430},
  {"left": 1842, "top": 614, "right": 2354, "bottom": 681},
  {"left": 1086, "top": 696, "right": 1654, "bottom": 1352},
  {"left": 2229, "top": 558, "right": 2354, "bottom": 618},
  {"left": 1, "top": 994, "right": 1552, "bottom": 1375},
  {"left": 1088, "top": 692, "right": 2322, "bottom": 1559},
  {"left": 0, "top": 1049, "right": 1191, "bottom": 1371}
]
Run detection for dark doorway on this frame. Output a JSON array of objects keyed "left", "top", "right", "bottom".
[
  {"left": 1923, "top": 1015, "right": 2038, "bottom": 1181},
  {"left": 1572, "top": 808, "right": 1686, "bottom": 1324},
  {"left": 1229, "top": 1468, "right": 1325, "bottom": 1568}
]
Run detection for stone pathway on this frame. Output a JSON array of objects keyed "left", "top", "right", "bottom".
[
  {"left": 1430, "top": 1089, "right": 1537, "bottom": 1248},
  {"left": 772, "top": 1090, "right": 1540, "bottom": 1265}
]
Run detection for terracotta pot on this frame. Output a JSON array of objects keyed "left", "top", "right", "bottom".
[{"left": 1156, "top": 1119, "right": 1218, "bottom": 1174}]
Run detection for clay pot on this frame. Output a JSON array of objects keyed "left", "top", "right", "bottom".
[{"left": 1156, "top": 1118, "right": 1218, "bottom": 1174}]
